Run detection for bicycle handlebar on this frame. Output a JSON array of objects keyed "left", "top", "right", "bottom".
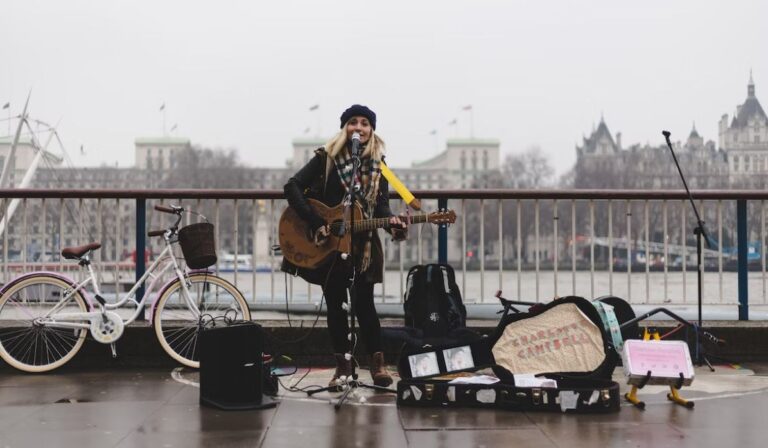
[
  {"left": 155, "top": 204, "right": 183, "bottom": 214},
  {"left": 151, "top": 204, "right": 185, "bottom": 238}
]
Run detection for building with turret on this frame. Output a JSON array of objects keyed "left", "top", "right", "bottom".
[
  {"left": 574, "top": 75, "right": 764, "bottom": 189},
  {"left": 719, "top": 72, "right": 768, "bottom": 185}
]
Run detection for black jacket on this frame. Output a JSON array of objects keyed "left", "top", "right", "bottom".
[{"left": 281, "top": 147, "right": 393, "bottom": 285}]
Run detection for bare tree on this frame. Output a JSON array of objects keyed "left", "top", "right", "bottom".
[
  {"left": 161, "top": 146, "right": 257, "bottom": 254},
  {"left": 464, "top": 147, "right": 556, "bottom": 267},
  {"left": 166, "top": 146, "right": 247, "bottom": 189},
  {"left": 503, "top": 146, "right": 556, "bottom": 189}
]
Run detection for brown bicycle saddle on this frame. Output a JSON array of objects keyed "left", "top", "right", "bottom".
[{"left": 61, "top": 242, "right": 102, "bottom": 260}]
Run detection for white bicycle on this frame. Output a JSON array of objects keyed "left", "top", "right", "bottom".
[{"left": 0, "top": 204, "right": 251, "bottom": 372}]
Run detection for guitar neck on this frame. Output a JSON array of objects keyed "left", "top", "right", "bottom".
[{"left": 353, "top": 214, "right": 430, "bottom": 232}]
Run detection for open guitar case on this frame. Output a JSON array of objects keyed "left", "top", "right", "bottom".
[{"left": 396, "top": 296, "right": 622, "bottom": 413}]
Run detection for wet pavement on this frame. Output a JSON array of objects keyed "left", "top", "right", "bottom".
[{"left": 1, "top": 364, "right": 768, "bottom": 447}]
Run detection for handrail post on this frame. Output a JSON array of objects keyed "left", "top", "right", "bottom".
[
  {"left": 737, "top": 199, "right": 749, "bottom": 320},
  {"left": 136, "top": 198, "right": 146, "bottom": 321},
  {"left": 438, "top": 198, "right": 448, "bottom": 264}
]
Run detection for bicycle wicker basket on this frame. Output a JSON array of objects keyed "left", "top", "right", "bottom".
[{"left": 178, "top": 222, "right": 217, "bottom": 269}]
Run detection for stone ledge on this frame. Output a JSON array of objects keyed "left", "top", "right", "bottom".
[{"left": 1, "top": 321, "right": 766, "bottom": 372}]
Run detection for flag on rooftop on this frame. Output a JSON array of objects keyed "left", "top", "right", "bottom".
[{"left": 309, "top": 104, "right": 319, "bottom": 111}]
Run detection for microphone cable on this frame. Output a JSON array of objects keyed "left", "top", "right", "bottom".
[{"left": 268, "top": 237, "right": 344, "bottom": 392}]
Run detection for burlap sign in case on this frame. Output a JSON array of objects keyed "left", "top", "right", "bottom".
[{"left": 492, "top": 303, "right": 606, "bottom": 375}]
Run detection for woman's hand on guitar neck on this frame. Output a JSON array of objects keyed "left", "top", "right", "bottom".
[
  {"left": 389, "top": 215, "right": 408, "bottom": 241},
  {"left": 314, "top": 224, "right": 330, "bottom": 246}
]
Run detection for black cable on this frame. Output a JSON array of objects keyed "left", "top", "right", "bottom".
[
  {"left": 278, "top": 365, "right": 325, "bottom": 393},
  {"left": 266, "top": 235, "right": 347, "bottom": 391},
  {"left": 273, "top": 237, "right": 340, "bottom": 344},
  {"left": 266, "top": 271, "right": 334, "bottom": 390},
  {"left": 284, "top": 272, "right": 296, "bottom": 329},
  {"left": 199, "top": 313, "right": 235, "bottom": 328}
]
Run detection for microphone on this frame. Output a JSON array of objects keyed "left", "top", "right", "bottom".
[
  {"left": 350, "top": 132, "right": 362, "bottom": 157},
  {"left": 662, "top": 130, "right": 671, "bottom": 143}
]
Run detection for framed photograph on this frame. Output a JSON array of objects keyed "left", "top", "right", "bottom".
[
  {"left": 408, "top": 352, "right": 440, "bottom": 378},
  {"left": 442, "top": 345, "right": 475, "bottom": 372}
]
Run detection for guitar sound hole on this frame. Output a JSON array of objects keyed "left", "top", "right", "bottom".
[{"left": 330, "top": 220, "right": 346, "bottom": 237}]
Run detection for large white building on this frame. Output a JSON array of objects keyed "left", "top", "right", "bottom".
[
  {"left": 289, "top": 137, "right": 501, "bottom": 263},
  {"left": 290, "top": 137, "right": 500, "bottom": 189},
  {"left": 1, "top": 131, "right": 500, "bottom": 266},
  {"left": 134, "top": 137, "right": 191, "bottom": 171},
  {"left": 0, "top": 135, "right": 63, "bottom": 188}
]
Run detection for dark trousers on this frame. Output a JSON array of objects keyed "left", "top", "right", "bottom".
[{"left": 323, "top": 276, "right": 383, "bottom": 355}]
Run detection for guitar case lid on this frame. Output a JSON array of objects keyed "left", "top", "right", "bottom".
[{"left": 489, "top": 296, "right": 618, "bottom": 383}]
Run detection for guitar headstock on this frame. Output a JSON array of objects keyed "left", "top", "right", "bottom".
[{"left": 427, "top": 209, "right": 457, "bottom": 225}]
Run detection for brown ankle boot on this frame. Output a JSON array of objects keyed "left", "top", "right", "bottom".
[
  {"left": 369, "top": 351, "right": 393, "bottom": 387},
  {"left": 329, "top": 353, "right": 352, "bottom": 390}
]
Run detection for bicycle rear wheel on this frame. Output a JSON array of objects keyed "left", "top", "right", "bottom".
[
  {"left": 0, "top": 275, "right": 89, "bottom": 372},
  {"left": 153, "top": 273, "right": 251, "bottom": 368}
]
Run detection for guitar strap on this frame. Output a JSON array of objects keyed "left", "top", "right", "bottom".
[
  {"left": 322, "top": 148, "right": 332, "bottom": 198},
  {"left": 592, "top": 301, "right": 624, "bottom": 353}
]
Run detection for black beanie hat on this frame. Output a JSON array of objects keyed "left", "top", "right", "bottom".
[{"left": 339, "top": 104, "right": 377, "bottom": 130}]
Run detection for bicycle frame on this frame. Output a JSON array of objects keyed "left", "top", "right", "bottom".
[{"left": 25, "top": 232, "right": 199, "bottom": 331}]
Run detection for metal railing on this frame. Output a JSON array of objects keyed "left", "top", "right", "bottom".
[{"left": 1, "top": 188, "right": 766, "bottom": 320}]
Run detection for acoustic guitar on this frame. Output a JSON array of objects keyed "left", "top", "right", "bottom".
[{"left": 279, "top": 198, "right": 456, "bottom": 269}]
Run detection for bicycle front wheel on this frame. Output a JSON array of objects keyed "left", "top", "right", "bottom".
[
  {"left": 153, "top": 273, "right": 251, "bottom": 368},
  {"left": 0, "top": 275, "right": 89, "bottom": 373}
]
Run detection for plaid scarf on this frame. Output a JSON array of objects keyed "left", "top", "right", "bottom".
[{"left": 333, "top": 144, "right": 382, "bottom": 272}]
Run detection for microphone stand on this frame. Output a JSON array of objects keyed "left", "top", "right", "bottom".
[
  {"left": 306, "top": 135, "right": 395, "bottom": 408},
  {"left": 662, "top": 130, "right": 716, "bottom": 370}
]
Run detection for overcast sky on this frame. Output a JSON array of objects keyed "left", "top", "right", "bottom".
[{"left": 2, "top": 1, "right": 766, "bottom": 176}]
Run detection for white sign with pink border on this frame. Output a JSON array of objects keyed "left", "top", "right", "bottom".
[{"left": 622, "top": 340, "right": 695, "bottom": 387}]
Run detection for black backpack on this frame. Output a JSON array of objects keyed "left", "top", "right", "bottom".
[{"left": 403, "top": 264, "right": 467, "bottom": 338}]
